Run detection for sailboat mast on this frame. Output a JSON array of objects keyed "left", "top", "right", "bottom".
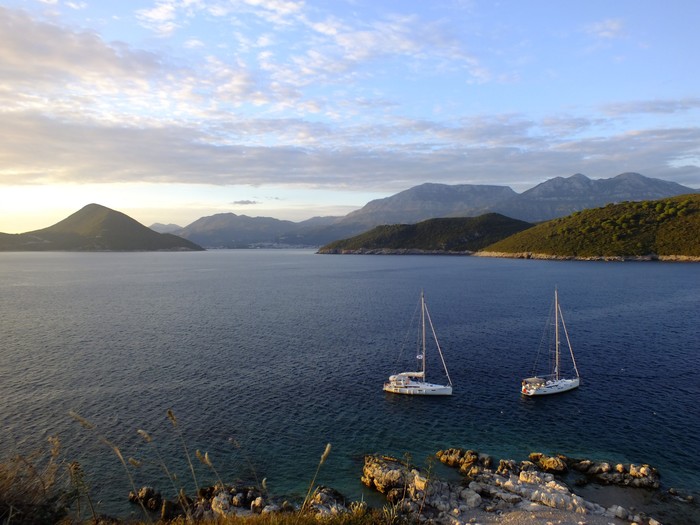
[
  {"left": 554, "top": 288, "right": 560, "bottom": 380},
  {"left": 421, "top": 291, "right": 427, "bottom": 377}
]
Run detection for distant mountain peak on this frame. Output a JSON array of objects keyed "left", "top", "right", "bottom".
[
  {"left": 1, "top": 204, "right": 203, "bottom": 251},
  {"left": 569, "top": 173, "right": 591, "bottom": 181}
]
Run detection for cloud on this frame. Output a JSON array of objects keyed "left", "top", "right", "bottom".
[
  {"left": 136, "top": 1, "right": 180, "bottom": 36},
  {"left": 601, "top": 98, "right": 700, "bottom": 116},
  {"left": 2, "top": 105, "right": 698, "bottom": 193},
  {"left": 0, "top": 4, "right": 698, "bottom": 199},
  {"left": 184, "top": 38, "right": 205, "bottom": 49},
  {"left": 232, "top": 200, "right": 259, "bottom": 205},
  {"left": 584, "top": 19, "right": 625, "bottom": 40},
  {"left": 0, "top": 7, "right": 162, "bottom": 90}
]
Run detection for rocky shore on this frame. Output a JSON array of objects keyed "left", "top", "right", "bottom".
[
  {"left": 473, "top": 251, "right": 700, "bottom": 262},
  {"left": 317, "top": 248, "right": 473, "bottom": 255},
  {"left": 361, "top": 451, "right": 666, "bottom": 525},
  {"left": 124, "top": 449, "right": 698, "bottom": 525}
]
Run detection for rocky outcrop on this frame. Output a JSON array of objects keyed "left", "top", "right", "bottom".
[
  {"left": 435, "top": 448, "right": 493, "bottom": 478},
  {"left": 570, "top": 459, "right": 660, "bottom": 488},
  {"left": 364, "top": 451, "right": 667, "bottom": 524},
  {"left": 129, "top": 484, "right": 289, "bottom": 521},
  {"left": 127, "top": 486, "right": 162, "bottom": 512},
  {"left": 127, "top": 450, "right": 668, "bottom": 525},
  {"left": 305, "top": 486, "right": 353, "bottom": 517},
  {"left": 129, "top": 483, "right": 353, "bottom": 522},
  {"left": 361, "top": 454, "right": 483, "bottom": 518},
  {"left": 435, "top": 449, "right": 660, "bottom": 489},
  {"left": 529, "top": 452, "right": 568, "bottom": 473}
]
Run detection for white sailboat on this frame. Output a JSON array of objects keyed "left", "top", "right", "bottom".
[
  {"left": 384, "top": 291, "right": 453, "bottom": 396},
  {"left": 521, "top": 288, "right": 580, "bottom": 396}
]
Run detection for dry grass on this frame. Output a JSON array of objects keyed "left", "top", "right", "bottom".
[
  {"left": 0, "top": 436, "right": 74, "bottom": 524},
  {"left": 0, "top": 410, "right": 406, "bottom": 525},
  {"left": 123, "top": 504, "right": 387, "bottom": 525}
]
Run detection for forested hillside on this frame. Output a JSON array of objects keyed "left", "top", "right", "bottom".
[
  {"left": 318, "top": 214, "right": 532, "bottom": 253},
  {"left": 481, "top": 194, "right": 700, "bottom": 258}
]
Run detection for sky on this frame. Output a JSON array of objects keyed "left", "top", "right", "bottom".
[{"left": 1, "top": 0, "right": 700, "bottom": 233}]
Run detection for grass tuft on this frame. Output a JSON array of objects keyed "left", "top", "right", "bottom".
[
  {"left": 301, "top": 443, "right": 332, "bottom": 513},
  {"left": 0, "top": 436, "right": 73, "bottom": 524}
]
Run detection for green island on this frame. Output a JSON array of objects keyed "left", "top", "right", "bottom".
[
  {"left": 317, "top": 214, "right": 533, "bottom": 254},
  {"left": 319, "top": 194, "right": 700, "bottom": 260},
  {"left": 0, "top": 204, "right": 203, "bottom": 252}
]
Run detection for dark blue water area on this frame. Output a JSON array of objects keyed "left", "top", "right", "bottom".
[{"left": 1, "top": 250, "right": 699, "bottom": 518}]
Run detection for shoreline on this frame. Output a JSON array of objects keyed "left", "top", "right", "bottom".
[
  {"left": 316, "top": 247, "right": 700, "bottom": 261},
  {"left": 359, "top": 451, "right": 699, "bottom": 525},
  {"left": 473, "top": 251, "right": 700, "bottom": 262},
  {"left": 121, "top": 451, "right": 699, "bottom": 525}
]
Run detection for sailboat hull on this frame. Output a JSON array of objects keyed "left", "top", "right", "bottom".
[
  {"left": 384, "top": 381, "right": 452, "bottom": 396},
  {"left": 521, "top": 377, "right": 579, "bottom": 396}
]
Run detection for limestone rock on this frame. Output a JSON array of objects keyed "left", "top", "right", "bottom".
[
  {"left": 211, "top": 492, "right": 233, "bottom": 517},
  {"left": 250, "top": 496, "right": 265, "bottom": 514}
]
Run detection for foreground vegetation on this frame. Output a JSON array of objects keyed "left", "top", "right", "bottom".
[
  {"left": 0, "top": 411, "right": 394, "bottom": 525},
  {"left": 318, "top": 214, "right": 532, "bottom": 253},
  {"left": 482, "top": 193, "right": 700, "bottom": 258}
]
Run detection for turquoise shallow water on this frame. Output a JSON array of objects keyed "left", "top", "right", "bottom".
[{"left": 1, "top": 250, "right": 699, "bottom": 518}]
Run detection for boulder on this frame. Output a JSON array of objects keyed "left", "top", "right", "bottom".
[
  {"left": 458, "top": 488, "right": 482, "bottom": 508},
  {"left": 435, "top": 448, "right": 491, "bottom": 477},
  {"left": 529, "top": 452, "right": 568, "bottom": 473},
  {"left": 128, "top": 486, "right": 162, "bottom": 512},
  {"left": 607, "top": 504, "right": 629, "bottom": 520},
  {"left": 250, "top": 496, "right": 265, "bottom": 514},
  {"left": 211, "top": 492, "right": 233, "bottom": 517},
  {"left": 496, "top": 458, "right": 520, "bottom": 476},
  {"left": 361, "top": 455, "right": 412, "bottom": 494},
  {"left": 307, "top": 486, "right": 349, "bottom": 516}
]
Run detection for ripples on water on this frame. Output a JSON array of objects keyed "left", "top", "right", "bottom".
[{"left": 1, "top": 250, "right": 699, "bottom": 517}]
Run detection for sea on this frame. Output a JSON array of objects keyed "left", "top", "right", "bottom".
[{"left": 1, "top": 250, "right": 699, "bottom": 520}]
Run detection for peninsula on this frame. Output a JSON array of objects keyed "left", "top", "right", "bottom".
[{"left": 318, "top": 194, "right": 700, "bottom": 261}]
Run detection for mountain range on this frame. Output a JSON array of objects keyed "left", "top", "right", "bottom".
[
  {"left": 317, "top": 194, "right": 700, "bottom": 259},
  {"left": 1, "top": 172, "right": 696, "bottom": 251},
  {"left": 160, "top": 172, "right": 696, "bottom": 248},
  {"left": 0, "top": 204, "right": 203, "bottom": 251}
]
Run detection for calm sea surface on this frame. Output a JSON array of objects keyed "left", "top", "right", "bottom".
[{"left": 1, "top": 250, "right": 699, "bottom": 517}]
